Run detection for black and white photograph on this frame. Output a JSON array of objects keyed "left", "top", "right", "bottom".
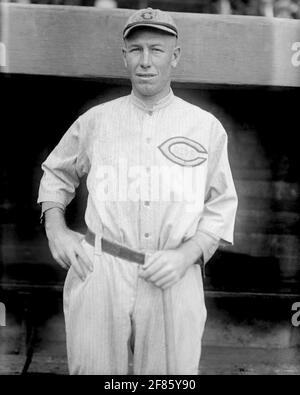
[{"left": 0, "top": 0, "right": 300, "bottom": 377}]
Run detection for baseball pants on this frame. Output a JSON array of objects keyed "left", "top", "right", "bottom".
[{"left": 63, "top": 238, "right": 207, "bottom": 375}]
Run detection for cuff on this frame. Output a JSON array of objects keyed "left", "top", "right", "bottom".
[
  {"left": 190, "top": 229, "right": 220, "bottom": 265},
  {"left": 40, "top": 201, "right": 66, "bottom": 224}
]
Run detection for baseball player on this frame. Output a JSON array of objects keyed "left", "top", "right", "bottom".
[{"left": 38, "top": 8, "right": 238, "bottom": 375}]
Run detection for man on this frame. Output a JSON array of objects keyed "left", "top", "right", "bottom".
[{"left": 38, "top": 8, "right": 238, "bottom": 375}]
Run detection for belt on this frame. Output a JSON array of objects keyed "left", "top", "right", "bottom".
[
  {"left": 85, "top": 230, "right": 145, "bottom": 265},
  {"left": 85, "top": 230, "right": 205, "bottom": 277}
]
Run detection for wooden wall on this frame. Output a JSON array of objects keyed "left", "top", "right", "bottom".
[{"left": 1, "top": 4, "right": 300, "bottom": 86}]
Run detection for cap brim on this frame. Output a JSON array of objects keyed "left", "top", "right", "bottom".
[{"left": 123, "top": 23, "right": 177, "bottom": 39}]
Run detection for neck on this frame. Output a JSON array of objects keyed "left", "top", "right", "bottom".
[{"left": 132, "top": 85, "right": 171, "bottom": 109}]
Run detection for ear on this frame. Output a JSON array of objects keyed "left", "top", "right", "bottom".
[
  {"left": 171, "top": 45, "right": 181, "bottom": 69},
  {"left": 122, "top": 47, "right": 128, "bottom": 68}
]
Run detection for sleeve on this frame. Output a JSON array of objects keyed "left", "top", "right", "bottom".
[
  {"left": 190, "top": 229, "right": 220, "bottom": 265},
  {"left": 42, "top": 201, "right": 66, "bottom": 213},
  {"left": 39, "top": 201, "right": 66, "bottom": 224},
  {"left": 37, "top": 115, "right": 91, "bottom": 208},
  {"left": 196, "top": 117, "right": 238, "bottom": 245}
]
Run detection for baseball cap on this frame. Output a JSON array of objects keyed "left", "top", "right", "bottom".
[{"left": 123, "top": 8, "right": 178, "bottom": 39}]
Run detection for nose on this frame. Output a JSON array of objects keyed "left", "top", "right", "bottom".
[{"left": 140, "top": 49, "right": 151, "bottom": 68}]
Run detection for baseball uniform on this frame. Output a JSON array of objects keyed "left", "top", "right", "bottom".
[{"left": 38, "top": 89, "right": 238, "bottom": 374}]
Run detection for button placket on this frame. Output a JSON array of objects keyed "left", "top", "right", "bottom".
[{"left": 140, "top": 111, "right": 155, "bottom": 250}]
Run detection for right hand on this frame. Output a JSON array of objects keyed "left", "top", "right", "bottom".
[{"left": 45, "top": 209, "right": 93, "bottom": 281}]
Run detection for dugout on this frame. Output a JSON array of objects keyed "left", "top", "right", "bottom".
[{"left": 1, "top": 3, "right": 300, "bottom": 373}]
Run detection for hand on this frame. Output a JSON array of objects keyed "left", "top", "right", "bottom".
[
  {"left": 139, "top": 249, "right": 191, "bottom": 290},
  {"left": 45, "top": 208, "right": 93, "bottom": 281},
  {"left": 47, "top": 227, "right": 93, "bottom": 281}
]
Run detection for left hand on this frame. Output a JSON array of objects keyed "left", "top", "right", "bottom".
[{"left": 139, "top": 249, "right": 191, "bottom": 290}]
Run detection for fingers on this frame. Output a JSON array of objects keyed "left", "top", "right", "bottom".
[
  {"left": 49, "top": 241, "right": 70, "bottom": 270},
  {"left": 69, "top": 252, "right": 87, "bottom": 281},
  {"left": 140, "top": 253, "right": 176, "bottom": 288},
  {"left": 49, "top": 238, "right": 93, "bottom": 281},
  {"left": 73, "top": 231, "right": 85, "bottom": 242},
  {"left": 142, "top": 252, "right": 165, "bottom": 276},
  {"left": 143, "top": 251, "right": 164, "bottom": 269},
  {"left": 54, "top": 256, "right": 70, "bottom": 271},
  {"left": 140, "top": 250, "right": 187, "bottom": 289},
  {"left": 140, "top": 265, "right": 176, "bottom": 289},
  {"left": 74, "top": 244, "right": 94, "bottom": 273},
  {"left": 156, "top": 276, "right": 175, "bottom": 290},
  {"left": 140, "top": 259, "right": 164, "bottom": 281},
  {"left": 69, "top": 241, "right": 95, "bottom": 281},
  {"left": 141, "top": 264, "right": 167, "bottom": 283}
]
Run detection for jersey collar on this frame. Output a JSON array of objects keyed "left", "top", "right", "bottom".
[{"left": 130, "top": 89, "right": 174, "bottom": 113}]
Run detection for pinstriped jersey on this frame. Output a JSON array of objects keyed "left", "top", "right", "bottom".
[{"left": 38, "top": 90, "right": 238, "bottom": 254}]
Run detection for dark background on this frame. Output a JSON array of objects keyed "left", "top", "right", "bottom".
[
  {"left": 1, "top": 73, "right": 300, "bottom": 294},
  {"left": 1, "top": 0, "right": 300, "bottom": 375}
]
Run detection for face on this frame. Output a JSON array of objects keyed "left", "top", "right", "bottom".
[{"left": 122, "top": 28, "right": 180, "bottom": 102}]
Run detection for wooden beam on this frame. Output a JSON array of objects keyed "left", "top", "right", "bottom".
[
  {"left": 235, "top": 209, "right": 300, "bottom": 234},
  {"left": 231, "top": 232, "right": 300, "bottom": 258},
  {"left": 1, "top": 4, "right": 300, "bottom": 87},
  {"left": 235, "top": 180, "right": 300, "bottom": 201}
]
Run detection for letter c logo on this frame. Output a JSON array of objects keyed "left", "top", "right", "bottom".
[{"left": 158, "top": 136, "right": 208, "bottom": 167}]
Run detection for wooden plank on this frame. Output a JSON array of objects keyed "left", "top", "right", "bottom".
[
  {"left": 1, "top": 244, "right": 53, "bottom": 265},
  {"left": 1, "top": 4, "right": 300, "bottom": 87},
  {"left": 231, "top": 232, "right": 300, "bottom": 258},
  {"left": 235, "top": 180, "right": 300, "bottom": 201},
  {"left": 204, "top": 290, "right": 300, "bottom": 299},
  {"left": 235, "top": 210, "right": 300, "bottom": 234},
  {"left": 232, "top": 168, "right": 273, "bottom": 181},
  {"left": 237, "top": 196, "right": 300, "bottom": 212}
]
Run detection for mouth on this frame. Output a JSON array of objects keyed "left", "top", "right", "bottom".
[{"left": 136, "top": 74, "right": 157, "bottom": 79}]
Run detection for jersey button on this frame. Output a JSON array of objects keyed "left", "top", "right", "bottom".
[
  {"left": 144, "top": 201, "right": 150, "bottom": 207},
  {"left": 146, "top": 137, "right": 151, "bottom": 144},
  {"left": 144, "top": 233, "right": 150, "bottom": 238}
]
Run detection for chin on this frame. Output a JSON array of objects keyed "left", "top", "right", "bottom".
[{"left": 135, "top": 83, "right": 158, "bottom": 97}]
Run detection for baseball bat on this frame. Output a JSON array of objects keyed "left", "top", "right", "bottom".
[{"left": 162, "top": 287, "right": 177, "bottom": 374}]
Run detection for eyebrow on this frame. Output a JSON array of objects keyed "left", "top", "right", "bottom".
[{"left": 126, "top": 42, "right": 165, "bottom": 48}]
